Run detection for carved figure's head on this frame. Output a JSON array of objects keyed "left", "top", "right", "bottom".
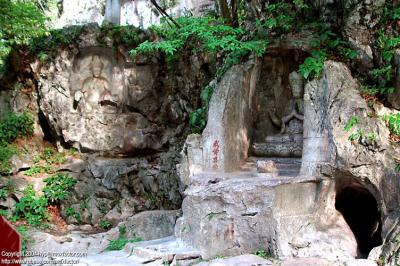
[
  {"left": 91, "top": 55, "right": 104, "bottom": 78},
  {"left": 288, "top": 71, "right": 304, "bottom": 99}
]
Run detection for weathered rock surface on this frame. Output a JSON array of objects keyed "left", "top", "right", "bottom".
[
  {"left": 34, "top": 25, "right": 212, "bottom": 156},
  {"left": 175, "top": 174, "right": 357, "bottom": 260},
  {"left": 118, "top": 210, "right": 181, "bottom": 241},
  {"left": 175, "top": 59, "right": 399, "bottom": 264},
  {"left": 54, "top": 0, "right": 215, "bottom": 29},
  {"left": 59, "top": 155, "right": 183, "bottom": 225},
  {"left": 195, "top": 254, "right": 272, "bottom": 266},
  {"left": 29, "top": 210, "right": 180, "bottom": 255}
]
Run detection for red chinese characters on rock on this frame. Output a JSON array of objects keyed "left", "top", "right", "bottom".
[
  {"left": 212, "top": 140, "right": 220, "bottom": 170},
  {"left": 0, "top": 216, "right": 21, "bottom": 266}
]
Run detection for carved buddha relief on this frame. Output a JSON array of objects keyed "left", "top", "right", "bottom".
[{"left": 71, "top": 53, "right": 124, "bottom": 114}]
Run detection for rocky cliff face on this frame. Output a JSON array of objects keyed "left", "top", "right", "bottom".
[
  {"left": 0, "top": 0, "right": 399, "bottom": 265},
  {"left": 176, "top": 58, "right": 399, "bottom": 263},
  {"left": 0, "top": 24, "right": 214, "bottom": 226}
]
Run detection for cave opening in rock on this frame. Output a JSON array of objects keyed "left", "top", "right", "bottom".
[{"left": 335, "top": 182, "right": 382, "bottom": 258}]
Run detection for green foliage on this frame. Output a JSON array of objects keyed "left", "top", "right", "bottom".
[
  {"left": 14, "top": 184, "right": 49, "bottom": 227},
  {"left": 349, "top": 129, "right": 364, "bottom": 142},
  {"left": 207, "top": 212, "right": 215, "bottom": 221},
  {"left": 80, "top": 200, "right": 88, "bottom": 210},
  {"left": 29, "top": 25, "right": 84, "bottom": 56},
  {"left": 16, "top": 225, "right": 34, "bottom": 252},
  {"left": 360, "top": 30, "right": 398, "bottom": 98},
  {"left": 377, "top": 31, "right": 400, "bottom": 62},
  {"left": 254, "top": 248, "right": 272, "bottom": 259},
  {"left": 393, "top": 7, "right": 400, "bottom": 20},
  {"left": 10, "top": 172, "right": 76, "bottom": 226},
  {"left": 395, "top": 164, "right": 400, "bottom": 173},
  {"left": 299, "top": 50, "right": 326, "bottom": 79},
  {"left": 99, "top": 24, "right": 141, "bottom": 46},
  {"left": 360, "top": 85, "right": 395, "bottom": 96},
  {"left": 65, "top": 207, "right": 80, "bottom": 222},
  {"left": 25, "top": 165, "right": 53, "bottom": 176},
  {"left": 189, "top": 84, "right": 215, "bottom": 133},
  {"left": 43, "top": 147, "right": 54, "bottom": 162},
  {"left": 0, "top": 187, "right": 8, "bottom": 200},
  {"left": 0, "top": 111, "right": 34, "bottom": 144},
  {"left": 0, "top": 144, "right": 16, "bottom": 173},
  {"left": 366, "top": 132, "right": 377, "bottom": 142},
  {"left": 189, "top": 107, "right": 207, "bottom": 134},
  {"left": 256, "top": 0, "right": 309, "bottom": 36},
  {"left": 383, "top": 113, "right": 400, "bottom": 136},
  {"left": 297, "top": 25, "right": 356, "bottom": 80},
  {"left": 130, "top": 16, "right": 267, "bottom": 62},
  {"left": 344, "top": 116, "right": 360, "bottom": 132},
  {"left": 0, "top": 209, "right": 10, "bottom": 219},
  {"left": 261, "top": 2, "right": 297, "bottom": 34},
  {"left": 106, "top": 236, "right": 142, "bottom": 251},
  {"left": 0, "top": 0, "right": 47, "bottom": 73},
  {"left": 42, "top": 173, "right": 77, "bottom": 203},
  {"left": 99, "top": 219, "right": 111, "bottom": 230}
]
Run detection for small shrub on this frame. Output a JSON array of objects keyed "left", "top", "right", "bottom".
[
  {"left": 0, "top": 187, "right": 8, "bottom": 200},
  {"left": 299, "top": 50, "right": 326, "bottom": 79},
  {"left": 130, "top": 16, "right": 267, "bottom": 63},
  {"left": 25, "top": 165, "right": 53, "bottom": 176},
  {"left": 16, "top": 225, "right": 34, "bottom": 252},
  {"left": 366, "top": 132, "right": 377, "bottom": 142},
  {"left": 13, "top": 184, "right": 49, "bottom": 227},
  {"left": 65, "top": 207, "right": 81, "bottom": 222},
  {"left": 349, "top": 129, "right": 364, "bottom": 142},
  {"left": 0, "top": 209, "right": 10, "bottom": 219},
  {"left": 393, "top": 7, "right": 400, "bottom": 20},
  {"left": 42, "top": 173, "right": 77, "bottom": 203},
  {"left": 344, "top": 116, "right": 360, "bottom": 132},
  {"left": 42, "top": 147, "right": 54, "bottom": 163},
  {"left": 189, "top": 107, "right": 207, "bottom": 133},
  {"left": 0, "top": 111, "right": 34, "bottom": 144},
  {"left": 254, "top": 248, "right": 272, "bottom": 259},
  {"left": 106, "top": 236, "right": 142, "bottom": 251},
  {"left": 383, "top": 113, "right": 400, "bottom": 137},
  {"left": 99, "top": 219, "right": 111, "bottom": 230},
  {"left": 0, "top": 144, "right": 15, "bottom": 173}
]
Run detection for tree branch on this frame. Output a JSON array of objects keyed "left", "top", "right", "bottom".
[{"left": 149, "top": 0, "right": 180, "bottom": 28}]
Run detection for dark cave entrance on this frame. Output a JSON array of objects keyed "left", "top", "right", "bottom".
[{"left": 335, "top": 182, "right": 382, "bottom": 258}]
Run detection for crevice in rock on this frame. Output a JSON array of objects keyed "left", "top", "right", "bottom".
[
  {"left": 38, "top": 109, "right": 56, "bottom": 142},
  {"left": 335, "top": 179, "right": 382, "bottom": 258}
]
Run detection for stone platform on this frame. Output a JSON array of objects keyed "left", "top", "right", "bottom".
[{"left": 175, "top": 172, "right": 357, "bottom": 261}]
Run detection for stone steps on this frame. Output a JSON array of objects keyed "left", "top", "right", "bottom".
[{"left": 242, "top": 157, "right": 301, "bottom": 177}]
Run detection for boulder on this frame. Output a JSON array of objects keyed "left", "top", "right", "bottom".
[{"left": 118, "top": 210, "right": 181, "bottom": 241}]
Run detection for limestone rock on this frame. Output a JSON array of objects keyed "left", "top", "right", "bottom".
[
  {"left": 256, "top": 160, "right": 278, "bottom": 175},
  {"left": 195, "top": 254, "right": 272, "bottom": 266},
  {"left": 88, "top": 157, "right": 144, "bottom": 189},
  {"left": 118, "top": 210, "right": 181, "bottom": 241},
  {"left": 10, "top": 154, "right": 33, "bottom": 174}
]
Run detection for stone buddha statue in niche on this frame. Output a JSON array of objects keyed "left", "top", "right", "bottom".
[
  {"left": 260, "top": 71, "right": 304, "bottom": 157},
  {"left": 74, "top": 55, "right": 119, "bottom": 113},
  {"left": 279, "top": 71, "right": 304, "bottom": 134},
  {"left": 268, "top": 71, "right": 304, "bottom": 135}
]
